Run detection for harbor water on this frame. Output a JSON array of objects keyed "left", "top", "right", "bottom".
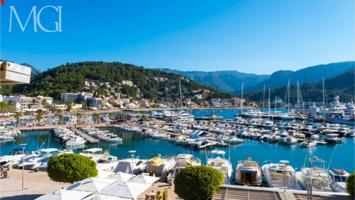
[{"left": 1, "top": 109, "right": 354, "bottom": 173}]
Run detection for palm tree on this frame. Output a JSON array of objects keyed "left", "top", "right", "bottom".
[
  {"left": 76, "top": 112, "right": 82, "bottom": 125},
  {"left": 57, "top": 110, "right": 64, "bottom": 125},
  {"left": 94, "top": 113, "right": 100, "bottom": 124},
  {"left": 35, "top": 109, "right": 44, "bottom": 126},
  {"left": 14, "top": 112, "right": 22, "bottom": 127}
]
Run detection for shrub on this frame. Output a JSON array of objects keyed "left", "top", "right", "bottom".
[
  {"left": 47, "top": 154, "right": 98, "bottom": 183},
  {"left": 347, "top": 172, "right": 355, "bottom": 197},
  {"left": 174, "top": 166, "right": 224, "bottom": 200}
]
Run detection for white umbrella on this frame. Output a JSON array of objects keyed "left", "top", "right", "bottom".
[
  {"left": 98, "top": 182, "right": 149, "bottom": 200},
  {"left": 127, "top": 174, "right": 159, "bottom": 185},
  {"left": 105, "top": 172, "right": 134, "bottom": 183},
  {"left": 66, "top": 177, "right": 116, "bottom": 192},
  {"left": 83, "top": 194, "right": 131, "bottom": 200},
  {"left": 36, "top": 189, "right": 91, "bottom": 200}
]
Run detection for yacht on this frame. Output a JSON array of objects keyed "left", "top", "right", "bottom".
[
  {"left": 15, "top": 148, "right": 60, "bottom": 170},
  {"left": 81, "top": 148, "right": 117, "bottom": 163},
  {"left": 146, "top": 154, "right": 176, "bottom": 178},
  {"left": 300, "top": 140, "right": 317, "bottom": 148},
  {"left": 323, "top": 134, "right": 342, "bottom": 144},
  {"left": 224, "top": 136, "right": 244, "bottom": 145},
  {"left": 295, "top": 157, "right": 333, "bottom": 192},
  {"left": 235, "top": 157, "right": 262, "bottom": 186},
  {"left": 168, "top": 154, "right": 201, "bottom": 182},
  {"left": 0, "top": 148, "right": 25, "bottom": 164},
  {"left": 262, "top": 160, "right": 302, "bottom": 190},
  {"left": 65, "top": 136, "right": 86, "bottom": 148},
  {"left": 114, "top": 158, "right": 147, "bottom": 175},
  {"left": 329, "top": 169, "right": 350, "bottom": 192},
  {"left": 207, "top": 150, "right": 232, "bottom": 184},
  {"left": 96, "top": 130, "right": 123, "bottom": 143}
]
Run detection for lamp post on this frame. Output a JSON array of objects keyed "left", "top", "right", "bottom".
[
  {"left": 128, "top": 150, "right": 136, "bottom": 174},
  {"left": 20, "top": 143, "right": 27, "bottom": 190}
]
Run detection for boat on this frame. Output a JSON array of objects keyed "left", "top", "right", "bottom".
[
  {"left": 329, "top": 169, "right": 350, "bottom": 192},
  {"left": 261, "top": 160, "right": 302, "bottom": 190},
  {"left": 194, "top": 140, "right": 217, "bottom": 149},
  {"left": 0, "top": 148, "right": 25, "bottom": 164},
  {"left": 224, "top": 136, "right": 244, "bottom": 144},
  {"left": 235, "top": 157, "right": 262, "bottom": 186},
  {"left": 300, "top": 140, "right": 317, "bottom": 148},
  {"left": 323, "top": 134, "right": 342, "bottom": 144},
  {"left": 81, "top": 148, "right": 117, "bottom": 163},
  {"left": 15, "top": 148, "right": 60, "bottom": 170},
  {"left": 65, "top": 136, "right": 86, "bottom": 148},
  {"left": 295, "top": 156, "right": 333, "bottom": 192},
  {"left": 96, "top": 131, "right": 123, "bottom": 143},
  {"left": 207, "top": 150, "right": 232, "bottom": 184},
  {"left": 146, "top": 154, "right": 176, "bottom": 179},
  {"left": 114, "top": 158, "right": 147, "bottom": 175},
  {"left": 168, "top": 154, "right": 201, "bottom": 182}
]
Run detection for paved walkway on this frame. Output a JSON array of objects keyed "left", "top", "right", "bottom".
[{"left": 0, "top": 169, "right": 68, "bottom": 200}]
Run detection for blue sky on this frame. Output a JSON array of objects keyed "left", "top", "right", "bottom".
[{"left": 0, "top": 0, "right": 354, "bottom": 74}]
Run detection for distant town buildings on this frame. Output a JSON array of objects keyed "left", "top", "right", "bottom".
[{"left": 0, "top": 95, "right": 53, "bottom": 112}]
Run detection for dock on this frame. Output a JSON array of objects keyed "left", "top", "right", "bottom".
[
  {"left": 71, "top": 128, "right": 99, "bottom": 143},
  {"left": 213, "top": 185, "right": 350, "bottom": 200}
]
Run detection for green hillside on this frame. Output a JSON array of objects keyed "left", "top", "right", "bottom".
[
  {"left": 246, "top": 70, "right": 355, "bottom": 103},
  {"left": 2, "top": 62, "right": 230, "bottom": 100}
]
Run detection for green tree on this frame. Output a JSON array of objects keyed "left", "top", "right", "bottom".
[
  {"left": 347, "top": 172, "right": 355, "bottom": 197},
  {"left": 14, "top": 112, "right": 22, "bottom": 126},
  {"left": 174, "top": 166, "right": 224, "bottom": 200},
  {"left": 0, "top": 102, "right": 16, "bottom": 113},
  {"left": 57, "top": 110, "right": 64, "bottom": 124},
  {"left": 94, "top": 113, "right": 100, "bottom": 124},
  {"left": 47, "top": 154, "right": 98, "bottom": 183},
  {"left": 76, "top": 112, "right": 82, "bottom": 125},
  {"left": 35, "top": 109, "right": 44, "bottom": 125}
]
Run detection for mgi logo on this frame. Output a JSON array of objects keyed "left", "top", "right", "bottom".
[{"left": 7, "top": 5, "right": 63, "bottom": 32}]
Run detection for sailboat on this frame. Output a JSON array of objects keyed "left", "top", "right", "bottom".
[
  {"left": 262, "top": 160, "right": 302, "bottom": 189},
  {"left": 295, "top": 156, "right": 333, "bottom": 192}
]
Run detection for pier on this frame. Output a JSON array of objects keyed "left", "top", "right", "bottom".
[
  {"left": 16, "top": 123, "right": 111, "bottom": 131},
  {"left": 71, "top": 128, "right": 99, "bottom": 143}
]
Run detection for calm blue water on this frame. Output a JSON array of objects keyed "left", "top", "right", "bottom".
[{"left": 0, "top": 109, "right": 354, "bottom": 173}]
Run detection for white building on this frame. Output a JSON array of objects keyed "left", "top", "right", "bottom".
[
  {"left": 0, "top": 95, "right": 53, "bottom": 112},
  {"left": 0, "top": 61, "right": 31, "bottom": 84}
]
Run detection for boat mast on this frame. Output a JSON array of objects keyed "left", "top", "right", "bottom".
[
  {"left": 287, "top": 78, "right": 290, "bottom": 114},
  {"left": 322, "top": 79, "right": 325, "bottom": 109},
  {"left": 268, "top": 88, "right": 271, "bottom": 118},
  {"left": 262, "top": 84, "right": 266, "bottom": 109},
  {"left": 240, "top": 80, "right": 244, "bottom": 113},
  {"left": 179, "top": 78, "right": 182, "bottom": 108}
]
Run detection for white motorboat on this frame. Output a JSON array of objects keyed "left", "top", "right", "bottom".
[
  {"left": 81, "top": 148, "right": 117, "bottom": 163},
  {"left": 146, "top": 154, "right": 176, "bottom": 178},
  {"left": 323, "top": 134, "right": 342, "bottom": 144},
  {"left": 295, "top": 157, "right": 333, "bottom": 192},
  {"left": 235, "top": 157, "right": 262, "bottom": 186},
  {"left": 0, "top": 148, "right": 25, "bottom": 164},
  {"left": 65, "top": 136, "right": 86, "bottom": 148},
  {"left": 114, "top": 158, "right": 147, "bottom": 175},
  {"left": 195, "top": 140, "right": 217, "bottom": 149},
  {"left": 262, "top": 160, "right": 302, "bottom": 190},
  {"left": 15, "top": 148, "right": 60, "bottom": 170},
  {"left": 168, "top": 154, "right": 201, "bottom": 182},
  {"left": 207, "top": 150, "right": 232, "bottom": 184},
  {"left": 300, "top": 140, "right": 317, "bottom": 148},
  {"left": 96, "top": 131, "right": 123, "bottom": 143},
  {"left": 329, "top": 169, "right": 350, "bottom": 192},
  {"left": 224, "top": 136, "right": 244, "bottom": 144}
]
